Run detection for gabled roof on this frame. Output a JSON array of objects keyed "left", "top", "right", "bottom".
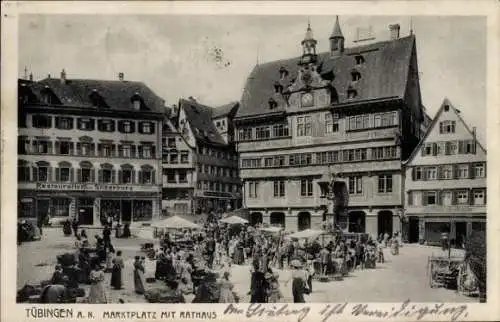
[
  {"left": 237, "top": 35, "right": 415, "bottom": 119},
  {"left": 21, "top": 77, "right": 166, "bottom": 114},
  {"left": 212, "top": 101, "right": 239, "bottom": 119},
  {"left": 179, "top": 99, "right": 227, "bottom": 146},
  {"left": 404, "top": 98, "right": 486, "bottom": 165}
]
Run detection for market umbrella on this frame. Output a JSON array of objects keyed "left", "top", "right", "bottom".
[
  {"left": 287, "top": 228, "right": 325, "bottom": 240},
  {"left": 219, "top": 216, "right": 248, "bottom": 225},
  {"left": 151, "top": 215, "right": 201, "bottom": 230},
  {"left": 259, "top": 226, "right": 282, "bottom": 234}
]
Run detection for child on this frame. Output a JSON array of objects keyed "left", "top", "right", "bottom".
[{"left": 377, "top": 242, "right": 385, "bottom": 264}]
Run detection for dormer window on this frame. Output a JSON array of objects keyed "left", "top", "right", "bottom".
[
  {"left": 273, "top": 82, "right": 283, "bottom": 94},
  {"left": 354, "top": 54, "right": 365, "bottom": 65},
  {"left": 351, "top": 69, "right": 361, "bottom": 82},
  {"left": 131, "top": 92, "right": 146, "bottom": 111},
  {"left": 40, "top": 86, "right": 60, "bottom": 105},
  {"left": 279, "top": 66, "right": 289, "bottom": 80},
  {"left": 89, "top": 89, "right": 108, "bottom": 108},
  {"left": 268, "top": 98, "right": 278, "bottom": 110},
  {"left": 330, "top": 87, "right": 339, "bottom": 104},
  {"left": 347, "top": 86, "right": 357, "bottom": 99},
  {"left": 444, "top": 105, "right": 450, "bottom": 112}
]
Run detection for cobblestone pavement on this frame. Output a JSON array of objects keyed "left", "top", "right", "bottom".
[{"left": 17, "top": 228, "right": 476, "bottom": 303}]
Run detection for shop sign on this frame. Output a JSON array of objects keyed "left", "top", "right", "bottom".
[
  {"left": 35, "top": 182, "right": 143, "bottom": 192},
  {"left": 203, "top": 191, "right": 233, "bottom": 198}
]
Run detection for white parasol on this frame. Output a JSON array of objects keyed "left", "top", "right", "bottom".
[
  {"left": 219, "top": 215, "right": 248, "bottom": 225},
  {"left": 287, "top": 228, "right": 325, "bottom": 240},
  {"left": 151, "top": 215, "right": 201, "bottom": 230}
]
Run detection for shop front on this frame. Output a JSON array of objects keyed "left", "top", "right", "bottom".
[
  {"left": 18, "top": 182, "right": 161, "bottom": 226},
  {"left": 416, "top": 215, "right": 486, "bottom": 247},
  {"left": 194, "top": 191, "right": 242, "bottom": 213}
]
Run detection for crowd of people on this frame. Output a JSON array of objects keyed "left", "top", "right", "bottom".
[{"left": 26, "top": 212, "right": 402, "bottom": 304}]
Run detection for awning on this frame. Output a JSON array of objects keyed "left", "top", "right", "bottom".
[{"left": 259, "top": 226, "right": 283, "bottom": 234}]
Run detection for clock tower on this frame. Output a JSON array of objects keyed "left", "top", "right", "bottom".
[{"left": 300, "top": 22, "right": 318, "bottom": 65}]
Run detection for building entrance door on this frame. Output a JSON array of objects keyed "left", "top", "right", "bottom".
[
  {"left": 408, "top": 216, "right": 419, "bottom": 243},
  {"left": 77, "top": 198, "right": 94, "bottom": 225},
  {"left": 121, "top": 200, "right": 132, "bottom": 223},
  {"left": 455, "top": 222, "right": 467, "bottom": 248},
  {"left": 36, "top": 199, "right": 50, "bottom": 225}
]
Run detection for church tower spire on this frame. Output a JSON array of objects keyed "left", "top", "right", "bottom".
[
  {"left": 300, "top": 21, "right": 318, "bottom": 65},
  {"left": 329, "top": 15, "right": 345, "bottom": 57}
]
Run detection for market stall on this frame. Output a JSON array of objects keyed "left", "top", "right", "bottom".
[{"left": 219, "top": 216, "right": 248, "bottom": 225}]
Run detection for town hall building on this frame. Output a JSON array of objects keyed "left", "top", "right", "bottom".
[{"left": 234, "top": 17, "right": 425, "bottom": 235}]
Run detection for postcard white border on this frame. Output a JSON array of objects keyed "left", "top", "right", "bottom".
[{"left": 2, "top": 1, "right": 499, "bottom": 321}]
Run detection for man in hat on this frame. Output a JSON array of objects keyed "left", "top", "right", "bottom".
[{"left": 249, "top": 262, "right": 268, "bottom": 303}]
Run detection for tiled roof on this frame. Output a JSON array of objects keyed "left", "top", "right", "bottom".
[
  {"left": 22, "top": 77, "right": 167, "bottom": 114},
  {"left": 404, "top": 98, "right": 486, "bottom": 165},
  {"left": 179, "top": 99, "right": 227, "bottom": 146},
  {"left": 212, "top": 101, "right": 239, "bottom": 119},
  {"left": 237, "top": 35, "right": 415, "bottom": 119}
]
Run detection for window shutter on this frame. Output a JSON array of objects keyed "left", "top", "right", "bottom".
[
  {"left": 131, "top": 145, "right": 137, "bottom": 158},
  {"left": 432, "top": 143, "right": 437, "bottom": 156},
  {"left": 70, "top": 168, "right": 74, "bottom": 182},
  {"left": 407, "top": 191, "right": 413, "bottom": 205},
  {"left": 90, "top": 169, "right": 96, "bottom": 183},
  {"left": 118, "top": 170, "right": 123, "bottom": 184},
  {"left": 436, "top": 191, "right": 441, "bottom": 205},
  {"left": 458, "top": 141, "right": 464, "bottom": 154},
  {"left": 130, "top": 122, "right": 136, "bottom": 133},
  {"left": 131, "top": 170, "right": 136, "bottom": 184},
  {"left": 422, "top": 192, "right": 427, "bottom": 206},
  {"left": 469, "top": 164, "right": 475, "bottom": 179},
  {"left": 484, "top": 190, "right": 487, "bottom": 205},
  {"left": 98, "top": 169, "right": 103, "bottom": 183},
  {"left": 138, "top": 146, "right": 143, "bottom": 158},
  {"left": 69, "top": 142, "right": 74, "bottom": 155},
  {"left": 451, "top": 191, "right": 457, "bottom": 205},
  {"left": 77, "top": 169, "right": 82, "bottom": 182},
  {"left": 138, "top": 122, "right": 144, "bottom": 134},
  {"left": 111, "top": 121, "right": 116, "bottom": 132},
  {"left": 76, "top": 143, "right": 81, "bottom": 155},
  {"left": 152, "top": 146, "right": 156, "bottom": 158},
  {"left": 97, "top": 144, "right": 102, "bottom": 157},
  {"left": 111, "top": 170, "right": 116, "bottom": 184},
  {"left": 47, "top": 167, "right": 53, "bottom": 182},
  {"left": 445, "top": 142, "right": 451, "bottom": 155},
  {"left": 421, "top": 147, "right": 425, "bottom": 156},
  {"left": 469, "top": 190, "right": 474, "bottom": 205},
  {"left": 77, "top": 118, "right": 82, "bottom": 130},
  {"left": 32, "top": 167, "right": 38, "bottom": 181},
  {"left": 118, "top": 121, "right": 123, "bottom": 133},
  {"left": 422, "top": 168, "right": 427, "bottom": 181},
  {"left": 150, "top": 122, "right": 156, "bottom": 134},
  {"left": 47, "top": 142, "right": 53, "bottom": 154},
  {"left": 151, "top": 170, "right": 156, "bottom": 184},
  {"left": 54, "top": 167, "right": 60, "bottom": 182},
  {"left": 54, "top": 141, "right": 61, "bottom": 154},
  {"left": 452, "top": 165, "right": 458, "bottom": 179},
  {"left": 138, "top": 171, "right": 143, "bottom": 184}
]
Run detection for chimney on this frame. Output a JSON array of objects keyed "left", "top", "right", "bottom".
[
  {"left": 118, "top": 72, "right": 124, "bottom": 81},
  {"left": 60, "top": 69, "right": 67, "bottom": 84},
  {"left": 29, "top": 73, "right": 33, "bottom": 81},
  {"left": 389, "top": 24, "right": 400, "bottom": 40},
  {"left": 47, "top": 74, "right": 51, "bottom": 79}
]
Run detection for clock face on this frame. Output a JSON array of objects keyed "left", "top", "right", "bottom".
[{"left": 301, "top": 92, "right": 314, "bottom": 107}]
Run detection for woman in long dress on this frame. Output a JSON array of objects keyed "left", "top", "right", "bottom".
[
  {"left": 110, "top": 250, "right": 124, "bottom": 290},
  {"left": 390, "top": 235, "right": 399, "bottom": 255},
  {"left": 218, "top": 271, "right": 236, "bottom": 303},
  {"left": 88, "top": 262, "right": 107, "bottom": 304},
  {"left": 285, "top": 260, "right": 309, "bottom": 303},
  {"left": 133, "top": 256, "right": 146, "bottom": 295},
  {"left": 266, "top": 271, "right": 282, "bottom": 303},
  {"left": 105, "top": 249, "right": 115, "bottom": 273}
]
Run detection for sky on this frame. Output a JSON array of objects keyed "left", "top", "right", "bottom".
[{"left": 19, "top": 14, "right": 486, "bottom": 143}]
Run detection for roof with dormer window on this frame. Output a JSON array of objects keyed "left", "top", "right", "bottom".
[
  {"left": 19, "top": 77, "right": 166, "bottom": 113},
  {"left": 237, "top": 34, "right": 416, "bottom": 119}
]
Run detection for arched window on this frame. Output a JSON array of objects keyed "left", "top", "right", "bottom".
[
  {"left": 347, "top": 86, "right": 358, "bottom": 99},
  {"left": 99, "top": 163, "right": 115, "bottom": 184},
  {"left": 351, "top": 69, "right": 361, "bottom": 82},
  {"left": 34, "top": 161, "right": 51, "bottom": 182},
  {"left": 119, "top": 164, "right": 135, "bottom": 184},
  {"left": 78, "top": 161, "right": 94, "bottom": 183},
  {"left": 139, "top": 164, "right": 155, "bottom": 185}
]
